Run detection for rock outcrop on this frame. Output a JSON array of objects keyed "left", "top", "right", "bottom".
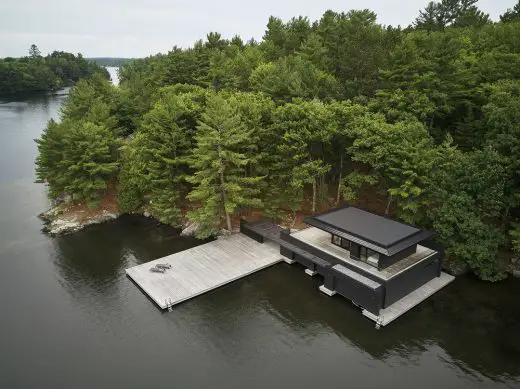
[{"left": 39, "top": 205, "right": 119, "bottom": 236}]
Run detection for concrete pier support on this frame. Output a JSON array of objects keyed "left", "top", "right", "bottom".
[
  {"left": 319, "top": 285, "right": 336, "bottom": 296},
  {"left": 305, "top": 269, "right": 317, "bottom": 277}
]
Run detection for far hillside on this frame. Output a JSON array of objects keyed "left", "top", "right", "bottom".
[{"left": 88, "top": 57, "right": 134, "bottom": 67}]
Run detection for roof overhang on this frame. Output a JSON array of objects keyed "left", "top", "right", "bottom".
[{"left": 303, "top": 207, "right": 433, "bottom": 257}]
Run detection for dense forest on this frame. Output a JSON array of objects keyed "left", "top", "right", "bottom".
[
  {"left": 0, "top": 45, "right": 107, "bottom": 97},
  {"left": 87, "top": 57, "right": 134, "bottom": 67},
  {"left": 36, "top": 0, "right": 520, "bottom": 281}
]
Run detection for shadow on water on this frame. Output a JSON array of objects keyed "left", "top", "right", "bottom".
[{"left": 51, "top": 215, "right": 204, "bottom": 287}]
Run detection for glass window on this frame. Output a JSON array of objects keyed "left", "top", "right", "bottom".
[
  {"left": 332, "top": 235, "right": 341, "bottom": 246},
  {"left": 367, "top": 249, "right": 380, "bottom": 267},
  {"left": 358, "top": 247, "right": 380, "bottom": 267},
  {"left": 360, "top": 246, "right": 367, "bottom": 261}
]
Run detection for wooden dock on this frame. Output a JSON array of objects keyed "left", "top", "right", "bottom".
[
  {"left": 362, "top": 272, "right": 455, "bottom": 327},
  {"left": 126, "top": 233, "right": 282, "bottom": 309}
]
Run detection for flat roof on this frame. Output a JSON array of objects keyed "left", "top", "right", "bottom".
[
  {"left": 304, "top": 206, "right": 432, "bottom": 256},
  {"left": 314, "top": 207, "right": 419, "bottom": 247}
]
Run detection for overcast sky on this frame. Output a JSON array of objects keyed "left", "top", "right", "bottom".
[{"left": 0, "top": 0, "right": 514, "bottom": 58}]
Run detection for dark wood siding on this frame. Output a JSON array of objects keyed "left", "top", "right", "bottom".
[
  {"left": 384, "top": 252, "right": 440, "bottom": 307},
  {"left": 328, "top": 265, "right": 384, "bottom": 315}
]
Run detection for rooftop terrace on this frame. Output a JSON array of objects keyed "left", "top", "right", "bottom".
[{"left": 290, "top": 227, "right": 436, "bottom": 281}]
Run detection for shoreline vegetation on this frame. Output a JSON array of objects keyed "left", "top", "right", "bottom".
[
  {"left": 87, "top": 57, "right": 133, "bottom": 67},
  {"left": 0, "top": 45, "right": 108, "bottom": 98},
  {"left": 34, "top": 1, "right": 520, "bottom": 281}
]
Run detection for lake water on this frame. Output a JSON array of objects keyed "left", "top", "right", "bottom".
[
  {"left": 106, "top": 66, "right": 119, "bottom": 86},
  {"left": 0, "top": 82, "right": 519, "bottom": 389}
]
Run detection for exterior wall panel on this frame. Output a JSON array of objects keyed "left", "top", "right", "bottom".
[
  {"left": 384, "top": 252, "right": 440, "bottom": 307},
  {"left": 331, "top": 266, "right": 384, "bottom": 315}
]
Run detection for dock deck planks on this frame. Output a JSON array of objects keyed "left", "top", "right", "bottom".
[{"left": 126, "top": 233, "right": 282, "bottom": 309}]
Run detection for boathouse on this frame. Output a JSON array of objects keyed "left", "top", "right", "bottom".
[
  {"left": 127, "top": 205, "right": 453, "bottom": 328},
  {"left": 241, "top": 205, "right": 454, "bottom": 327}
]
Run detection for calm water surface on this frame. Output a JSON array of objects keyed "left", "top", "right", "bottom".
[
  {"left": 0, "top": 82, "right": 519, "bottom": 389},
  {"left": 106, "top": 66, "right": 119, "bottom": 86}
]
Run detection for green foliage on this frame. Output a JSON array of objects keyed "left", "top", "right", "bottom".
[
  {"left": 36, "top": 119, "right": 120, "bottom": 203},
  {"left": 60, "top": 74, "right": 119, "bottom": 130},
  {"left": 315, "top": 10, "right": 397, "bottom": 98},
  {"left": 414, "top": 0, "right": 490, "bottom": 31},
  {"left": 117, "top": 145, "right": 144, "bottom": 213},
  {"left": 272, "top": 99, "right": 335, "bottom": 212},
  {"left": 29, "top": 44, "right": 41, "bottom": 58},
  {"left": 0, "top": 48, "right": 107, "bottom": 97},
  {"left": 187, "top": 94, "right": 263, "bottom": 237},
  {"left": 345, "top": 114, "right": 438, "bottom": 223},
  {"left": 35, "top": 75, "right": 120, "bottom": 205},
  {"left": 429, "top": 193, "right": 505, "bottom": 281},
  {"left": 60, "top": 121, "right": 119, "bottom": 203},
  {"left": 511, "top": 222, "right": 520, "bottom": 256},
  {"left": 130, "top": 87, "right": 207, "bottom": 225},
  {"left": 35, "top": 119, "right": 66, "bottom": 195},
  {"left": 34, "top": 7, "right": 520, "bottom": 280},
  {"left": 87, "top": 57, "right": 133, "bottom": 67},
  {"left": 426, "top": 148, "right": 509, "bottom": 280},
  {"left": 250, "top": 55, "right": 338, "bottom": 102},
  {"left": 500, "top": 1, "right": 520, "bottom": 23}
]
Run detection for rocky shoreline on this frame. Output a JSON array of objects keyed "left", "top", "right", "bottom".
[
  {"left": 38, "top": 202, "right": 206, "bottom": 238},
  {"left": 38, "top": 203, "right": 520, "bottom": 279},
  {"left": 38, "top": 205, "right": 120, "bottom": 236}
]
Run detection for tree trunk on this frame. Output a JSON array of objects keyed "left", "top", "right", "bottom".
[
  {"left": 312, "top": 178, "right": 317, "bottom": 213},
  {"left": 220, "top": 170, "right": 232, "bottom": 232},
  {"left": 502, "top": 205, "right": 511, "bottom": 231},
  {"left": 336, "top": 154, "right": 343, "bottom": 205},
  {"left": 385, "top": 195, "right": 393, "bottom": 216},
  {"left": 217, "top": 140, "right": 232, "bottom": 232}
]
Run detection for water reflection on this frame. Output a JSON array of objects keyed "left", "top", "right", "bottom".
[
  {"left": 52, "top": 215, "right": 204, "bottom": 297},
  {"left": 255, "top": 266, "right": 520, "bottom": 382},
  {"left": 171, "top": 258, "right": 519, "bottom": 384}
]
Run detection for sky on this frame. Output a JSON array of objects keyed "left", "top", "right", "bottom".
[{"left": 0, "top": 0, "right": 515, "bottom": 58}]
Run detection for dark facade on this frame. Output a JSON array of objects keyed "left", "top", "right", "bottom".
[{"left": 279, "top": 206, "right": 443, "bottom": 316}]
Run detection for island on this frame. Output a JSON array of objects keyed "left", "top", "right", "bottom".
[{"left": 34, "top": 0, "right": 520, "bottom": 283}]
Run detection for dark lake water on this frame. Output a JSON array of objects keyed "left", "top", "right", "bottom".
[{"left": 0, "top": 82, "right": 519, "bottom": 389}]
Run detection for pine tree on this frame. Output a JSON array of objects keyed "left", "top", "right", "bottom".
[
  {"left": 60, "top": 121, "right": 120, "bottom": 207},
  {"left": 135, "top": 91, "right": 203, "bottom": 225},
  {"left": 273, "top": 99, "right": 334, "bottom": 213},
  {"left": 29, "top": 44, "right": 41, "bottom": 59},
  {"left": 36, "top": 119, "right": 120, "bottom": 206},
  {"left": 35, "top": 119, "right": 67, "bottom": 197},
  {"left": 500, "top": 1, "right": 520, "bottom": 23},
  {"left": 187, "top": 94, "right": 262, "bottom": 237}
]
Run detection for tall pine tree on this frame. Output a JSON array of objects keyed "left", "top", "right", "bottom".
[{"left": 187, "top": 94, "right": 262, "bottom": 237}]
